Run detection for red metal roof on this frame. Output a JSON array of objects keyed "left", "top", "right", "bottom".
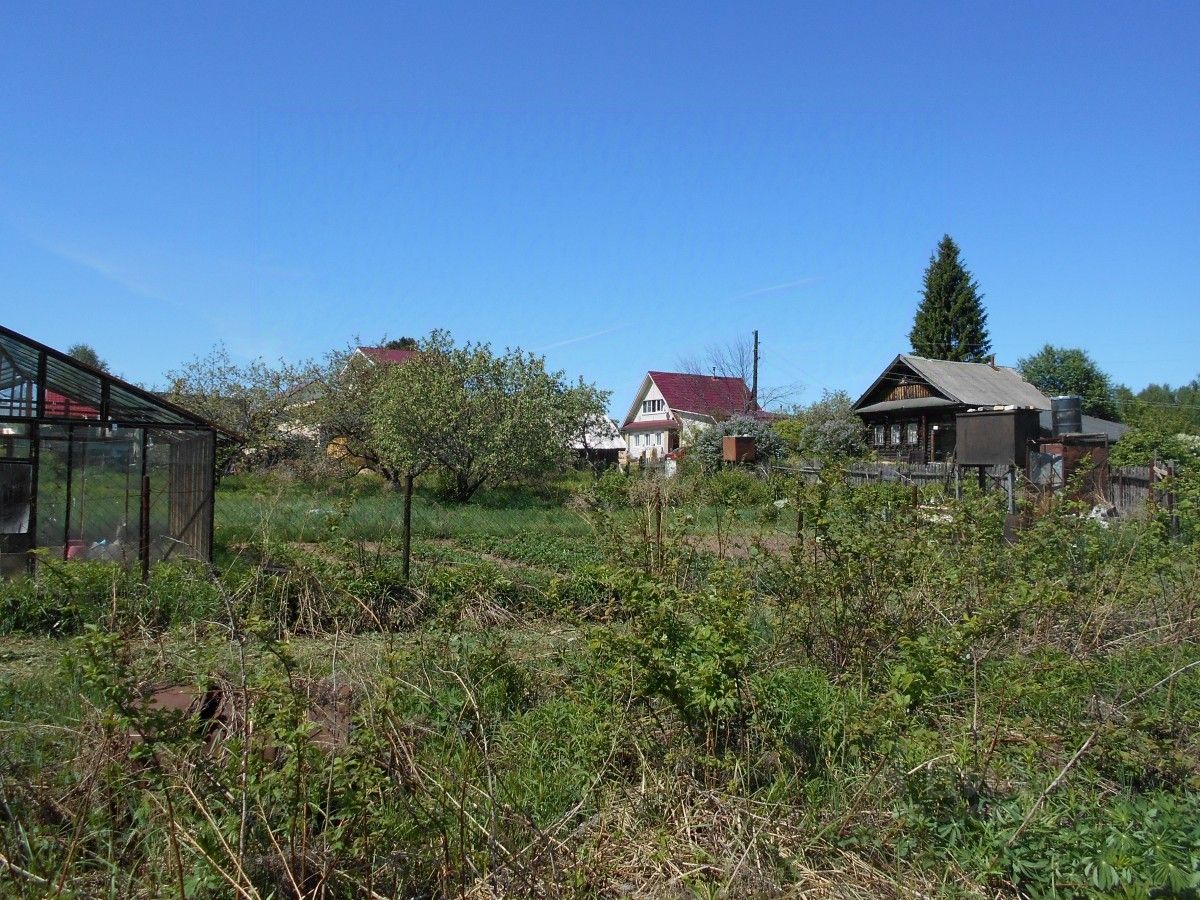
[
  {"left": 43, "top": 390, "right": 98, "bottom": 419},
  {"left": 645, "top": 371, "right": 757, "bottom": 420},
  {"left": 357, "top": 347, "right": 419, "bottom": 365}
]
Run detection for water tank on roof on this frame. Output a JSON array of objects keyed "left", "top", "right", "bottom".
[{"left": 1051, "top": 396, "right": 1083, "bottom": 436}]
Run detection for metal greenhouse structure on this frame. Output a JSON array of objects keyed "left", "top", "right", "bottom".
[{"left": 0, "top": 325, "right": 231, "bottom": 577}]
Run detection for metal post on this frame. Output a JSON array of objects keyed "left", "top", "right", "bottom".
[
  {"left": 27, "top": 426, "right": 40, "bottom": 575},
  {"left": 206, "top": 432, "right": 217, "bottom": 563},
  {"left": 61, "top": 425, "right": 74, "bottom": 560},
  {"left": 35, "top": 352, "right": 46, "bottom": 419},
  {"left": 401, "top": 472, "right": 414, "bottom": 581},
  {"left": 139, "top": 429, "right": 149, "bottom": 580},
  {"left": 751, "top": 329, "right": 759, "bottom": 410},
  {"left": 1006, "top": 466, "right": 1016, "bottom": 515},
  {"left": 140, "top": 474, "right": 151, "bottom": 584}
]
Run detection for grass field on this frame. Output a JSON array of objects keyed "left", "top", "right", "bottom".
[{"left": 2, "top": 468, "right": 1198, "bottom": 898}]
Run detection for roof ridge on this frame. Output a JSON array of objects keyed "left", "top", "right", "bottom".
[{"left": 648, "top": 369, "right": 747, "bottom": 382}]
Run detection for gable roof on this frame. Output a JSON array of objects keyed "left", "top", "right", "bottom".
[
  {"left": 356, "top": 346, "right": 419, "bottom": 365},
  {"left": 645, "top": 370, "right": 756, "bottom": 419},
  {"left": 854, "top": 354, "right": 1050, "bottom": 413}
]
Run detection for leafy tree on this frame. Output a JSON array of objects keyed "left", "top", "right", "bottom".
[
  {"left": 305, "top": 344, "right": 413, "bottom": 486},
  {"left": 909, "top": 235, "right": 991, "bottom": 362},
  {"left": 368, "top": 331, "right": 609, "bottom": 502},
  {"left": 1018, "top": 344, "right": 1117, "bottom": 419},
  {"left": 692, "top": 415, "right": 786, "bottom": 472},
  {"left": 163, "top": 344, "right": 320, "bottom": 472},
  {"left": 1115, "top": 376, "right": 1200, "bottom": 433},
  {"left": 383, "top": 337, "right": 419, "bottom": 351},
  {"left": 777, "top": 390, "right": 868, "bottom": 459},
  {"left": 66, "top": 343, "right": 109, "bottom": 372}
]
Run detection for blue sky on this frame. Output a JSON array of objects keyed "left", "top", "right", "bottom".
[{"left": 2, "top": 2, "right": 1197, "bottom": 413}]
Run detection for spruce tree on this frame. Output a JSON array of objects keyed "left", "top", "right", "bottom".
[{"left": 909, "top": 235, "right": 992, "bottom": 362}]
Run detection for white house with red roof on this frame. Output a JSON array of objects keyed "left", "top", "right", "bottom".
[{"left": 621, "top": 371, "right": 760, "bottom": 461}]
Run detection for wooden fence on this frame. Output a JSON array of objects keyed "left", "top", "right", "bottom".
[
  {"left": 774, "top": 460, "right": 1176, "bottom": 523},
  {"left": 775, "top": 461, "right": 954, "bottom": 488},
  {"left": 1108, "top": 462, "right": 1177, "bottom": 522}
]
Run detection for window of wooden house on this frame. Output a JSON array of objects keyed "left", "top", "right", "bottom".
[
  {"left": 889, "top": 424, "right": 901, "bottom": 446},
  {"left": 872, "top": 424, "right": 885, "bottom": 446},
  {"left": 906, "top": 422, "right": 919, "bottom": 445}
]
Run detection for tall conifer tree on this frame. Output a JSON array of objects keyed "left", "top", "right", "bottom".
[{"left": 909, "top": 235, "right": 992, "bottom": 362}]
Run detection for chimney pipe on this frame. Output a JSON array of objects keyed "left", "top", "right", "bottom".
[{"left": 989, "top": 354, "right": 996, "bottom": 369}]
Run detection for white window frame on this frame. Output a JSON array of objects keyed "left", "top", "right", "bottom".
[{"left": 889, "top": 423, "right": 901, "bottom": 446}]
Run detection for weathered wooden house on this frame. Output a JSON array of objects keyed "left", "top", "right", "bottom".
[{"left": 852, "top": 354, "right": 1051, "bottom": 462}]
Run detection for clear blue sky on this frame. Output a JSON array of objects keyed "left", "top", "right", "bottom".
[{"left": 2, "top": 2, "right": 1197, "bottom": 413}]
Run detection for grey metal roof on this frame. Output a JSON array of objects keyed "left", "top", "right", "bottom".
[
  {"left": 1037, "top": 410, "right": 1129, "bottom": 441},
  {"left": 899, "top": 355, "right": 1051, "bottom": 409},
  {"left": 856, "top": 397, "right": 957, "bottom": 414}
]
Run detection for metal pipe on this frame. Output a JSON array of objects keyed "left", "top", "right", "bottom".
[
  {"left": 139, "top": 428, "right": 149, "bottom": 578},
  {"left": 61, "top": 425, "right": 74, "bottom": 560}
]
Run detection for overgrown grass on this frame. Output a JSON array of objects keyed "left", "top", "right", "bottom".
[{"left": 1, "top": 470, "right": 1198, "bottom": 897}]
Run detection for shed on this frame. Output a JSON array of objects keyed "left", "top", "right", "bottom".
[{"left": 0, "top": 325, "right": 235, "bottom": 577}]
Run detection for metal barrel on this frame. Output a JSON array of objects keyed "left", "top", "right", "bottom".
[{"left": 1051, "top": 395, "right": 1083, "bottom": 436}]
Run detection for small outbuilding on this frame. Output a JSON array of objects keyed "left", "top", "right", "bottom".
[{"left": 1, "top": 325, "right": 235, "bottom": 577}]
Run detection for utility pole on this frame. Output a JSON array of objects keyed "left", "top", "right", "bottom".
[{"left": 751, "top": 329, "right": 760, "bottom": 411}]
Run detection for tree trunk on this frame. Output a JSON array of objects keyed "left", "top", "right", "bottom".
[{"left": 447, "top": 471, "right": 486, "bottom": 503}]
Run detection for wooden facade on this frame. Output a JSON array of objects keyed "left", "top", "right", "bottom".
[
  {"left": 852, "top": 355, "right": 1052, "bottom": 464},
  {"left": 855, "top": 365, "right": 959, "bottom": 462}
]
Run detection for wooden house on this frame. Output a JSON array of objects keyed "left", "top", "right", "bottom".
[{"left": 852, "top": 354, "right": 1051, "bottom": 462}]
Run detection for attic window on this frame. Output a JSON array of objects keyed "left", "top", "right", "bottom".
[{"left": 641, "top": 399, "right": 665, "bottom": 414}]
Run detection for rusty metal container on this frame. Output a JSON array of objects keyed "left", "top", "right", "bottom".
[{"left": 722, "top": 435, "right": 757, "bottom": 463}]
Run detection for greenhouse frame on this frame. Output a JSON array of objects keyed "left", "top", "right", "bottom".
[{"left": 0, "top": 324, "right": 233, "bottom": 578}]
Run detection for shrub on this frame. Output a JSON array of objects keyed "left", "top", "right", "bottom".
[
  {"left": 692, "top": 416, "right": 786, "bottom": 472},
  {"left": 699, "top": 467, "right": 774, "bottom": 509}
]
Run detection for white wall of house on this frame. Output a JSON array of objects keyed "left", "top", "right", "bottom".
[{"left": 625, "top": 428, "right": 670, "bottom": 460}]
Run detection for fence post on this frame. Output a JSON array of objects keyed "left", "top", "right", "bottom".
[
  {"left": 1167, "top": 460, "right": 1179, "bottom": 540},
  {"left": 401, "top": 473, "right": 414, "bottom": 581}
]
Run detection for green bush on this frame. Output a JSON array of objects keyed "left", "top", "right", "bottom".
[{"left": 699, "top": 466, "right": 774, "bottom": 509}]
